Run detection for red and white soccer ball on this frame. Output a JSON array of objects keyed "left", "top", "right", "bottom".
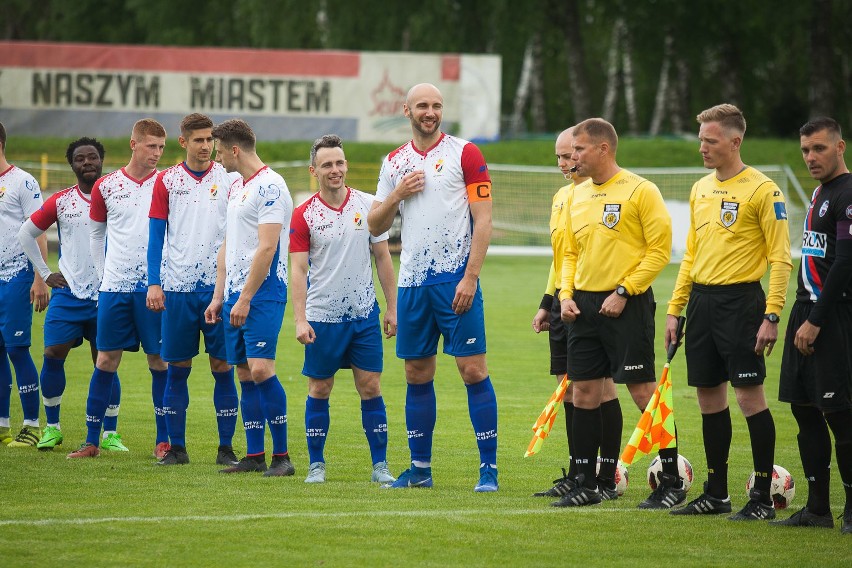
[
  {"left": 746, "top": 465, "right": 795, "bottom": 509},
  {"left": 596, "top": 457, "right": 629, "bottom": 496},
  {"left": 647, "top": 454, "right": 694, "bottom": 492}
]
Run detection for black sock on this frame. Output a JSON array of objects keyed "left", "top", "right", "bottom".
[
  {"left": 598, "top": 398, "right": 622, "bottom": 482},
  {"left": 659, "top": 424, "right": 679, "bottom": 478},
  {"left": 824, "top": 408, "right": 852, "bottom": 506},
  {"left": 791, "top": 404, "right": 832, "bottom": 515},
  {"left": 702, "top": 407, "right": 731, "bottom": 498},
  {"left": 564, "top": 401, "right": 577, "bottom": 476},
  {"left": 746, "top": 408, "right": 775, "bottom": 498},
  {"left": 572, "top": 406, "right": 602, "bottom": 488}
]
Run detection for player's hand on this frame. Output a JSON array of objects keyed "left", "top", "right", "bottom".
[
  {"left": 755, "top": 319, "right": 779, "bottom": 356},
  {"left": 599, "top": 292, "right": 627, "bottom": 318},
  {"left": 146, "top": 285, "right": 165, "bottom": 312},
  {"left": 230, "top": 297, "right": 251, "bottom": 328},
  {"left": 394, "top": 170, "right": 427, "bottom": 200},
  {"left": 31, "top": 279, "right": 50, "bottom": 312},
  {"left": 560, "top": 298, "right": 580, "bottom": 323},
  {"left": 45, "top": 272, "right": 68, "bottom": 289},
  {"left": 664, "top": 314, "right": 680, "bottom": 351},
  {"left": 296, "top": 320, "right": 316, "bottom": 344},
  {"left": 204, "top": 298, "right": 223, "bottom": 325},
  {"left": 794, "top": 320, "right": 819, "bottom": 356},
  {"left": 532, "top": 308, "right": 550, "bottom": 333},
  {"left": 452, "top": 274, "right": 477, "bottom": 314},
  {"left": 383, "top": 308, "right": 397, "bottom": 339}
]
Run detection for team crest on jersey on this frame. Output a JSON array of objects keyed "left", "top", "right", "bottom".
[
  {"left": 434, "top": 159, "right": 444, "bottom": 173},
  {"left": 819, "top": 200, "right": 829, "bottom": 217},
  {"left": 259, "top": 184, "right": 281, "bottom": 200},
  {"left": 720, "top": 201, "right": 738, "bottom": 227},
  {"left": 602, "top": 204, "right": 621, "bottom": 228},
  {"left": 353, "top": 212, "right": 364, "bottom": 228},
  {"left": 209, "top": 184, "right": 219, "bottom": 198},
  {"left": 0, "top": 187, "right": 5, "bottom": 200},
  {"left": 846, "top": 205, "right": 852, "bottom": 219}
]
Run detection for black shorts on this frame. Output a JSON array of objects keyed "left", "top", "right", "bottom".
[
  {"left": 779, "top": 301, "right": 852, "bottom": 411},
  {"left": 566, "top": 288, "right": 656, "bottom": 384},
  {"left": 548, "top": 289, "right": 567, "bottom": 375},
  {"left": 684, "top": 282, "right": 765, "bottom": 388}
]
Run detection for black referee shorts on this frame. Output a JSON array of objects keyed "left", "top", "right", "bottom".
[
  {"left": 548, "top": 290, "right": 567, "bottom": 375},
  {"left": 779, "top": 301, "right": 852, "bottom": 411},
  {"left": 566, "top": 288, "right": 656, "bottom": 384},
  {"left": 684, "top": 282, "right": 765, "bottom": 388}
]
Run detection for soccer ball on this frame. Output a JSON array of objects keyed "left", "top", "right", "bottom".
[
  {"left": 596, "top": 457, "right": 629, "bottom": 496},
  {"left": 647, "top": 454, "right": 694, "bottom": 492},
  {"left": 746, "top": 465, "right": 795, "bottom": 509}
]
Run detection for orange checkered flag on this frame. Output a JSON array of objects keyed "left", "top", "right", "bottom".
[
  {"left": 621, "top": 316, "right": 685, "bottom": 465},
  {"left": 525, "top": 374, "right": 570, "bottom": 457}
]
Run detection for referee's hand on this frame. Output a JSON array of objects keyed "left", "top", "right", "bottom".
[
  {"left": 560, "top": 299, "right": 580, "bottom": 323},
  {"left": 754, "top": 319, "right": 779, "bottom": 356},
  {"left": 532, "top": 308, "right": 549, "bottom": 333}
]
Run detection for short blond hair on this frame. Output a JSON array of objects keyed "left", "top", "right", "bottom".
[
  {"left": 132, "top": 118, "right": 166, "bottom": 140},
  {"left": 696, "top": 104, "right": 746, "bottom": 136}
]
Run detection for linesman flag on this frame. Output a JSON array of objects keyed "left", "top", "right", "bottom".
[
  {"left": 525, "top": 374, "right": 570, "bottom": 457},
  {"left": 621, "top": 316, "right": 686, "bottom": 465}
]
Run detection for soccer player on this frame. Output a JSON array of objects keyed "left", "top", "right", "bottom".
[
  {"left": 67, "top": 119, "right": 170, "bottom": 459},
  {"left": 771, "top": 117, "right": 852, "bottom": 534},
  {"left": 147, "top": 113, "right": 238, "bottom": 466},
  {"left": 557, "top": 118, "right": 675, "bottom": 508},
  {"left": 207, "top": 119, "right": 295, "bottom": 477},
  {"left": 290, "top": 134, "right": 397, "bottom": 484},
  {"left": 666, "top": 104, "right": 792, "bottom": 520},
  {"left": 368, "top": 83, "right": 499, "bottom": 492},
  {"left": 0, "top": 121, "right": 49, "bottom": 447},
  {"left": 18, "top": 138, "right": 125, "bottom": 452},
  {"left": 531, "top": 128, "right": 624, "bottom": 499}
]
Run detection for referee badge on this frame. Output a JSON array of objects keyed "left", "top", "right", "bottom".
[
  {"left": 602, "top": 204, "right": 621, "bottom": 228},
  {"left": 720, "top": 201, "right": 739, "bottom": 227}
]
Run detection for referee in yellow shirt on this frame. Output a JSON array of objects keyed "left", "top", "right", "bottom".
[
  {"left": 532, "top": 128, "right": 622, "bottom": 499},
  {"left": 667, "top": 104, "right": 792, "bottom": 520},
  {"left": 556, "top": 118, "right": 678, "bottom": 508}
]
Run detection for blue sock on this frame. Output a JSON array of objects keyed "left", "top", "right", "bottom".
[
  {"left": 151, "top": 368, "right": 168, "bottom": 444},
  {"left": 164, "top": 365, "right": 191, "bottom": 447},
  {"left": 305, "top": 396, "right": 330, "bottom": 463},
  {"left": 103, "top": 374, "right": 121, "bottom": 433},
  {"left": 40, "top": 356, "right": 66, "bottom": 426},
  {"left": 257, "top": 375, "right": 288, "bottom": 455},
  {"left": 0, "top": 347, "right": 11, "bottom": 420},
  {"left": 212, "top": 369, "right": 238, "bottom": 447},
  {"left": 85, "top": 368, "right": 116, "bottom": 445},
  {"left": 466, "top": 377, "right": 498, "bottom": 467},
  {"left": 406, "top": 381, "right": 436, "bottom": 464},
  {"left": 8, "top": 346, "right": 40, "bottom": 424},
  {"left": 239, "top": 381, "right": 265, "bottom": 456},
  {"left": 362, "top": 395, "right": 388, "bottom": 465}
]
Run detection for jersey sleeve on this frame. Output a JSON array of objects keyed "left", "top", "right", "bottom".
[
  {"left": 18, "top": 173, "right": 44, "bottom": 217},
  {"left": 289, "top": 203, "right": 311, "bottom": 253},
  {"left": 375, "top": 156, "right": 395, "bottom": 202},
  {"left": 256, "top": 180, "right": 291, "bottom": 226},
  {"left": 30, "top": 191, "right": 60, "bottom": 230},
  {"left": 622, "top": 181, "right": 671, "bottom": 295},
  {"left": 461, "top": 143, "right": 492, "bottom": 203},
  {"left": 90, "top": 179, "right": 107, "bottom": 222},
  {"left": 759, "top": 183, "right": 793, "bottom": 315},
  {"left": 149, "top": 171, "right": 170, "bottom": 220},
  {"left": 667, "top": 185, "right": 698, "bottom": 316}
]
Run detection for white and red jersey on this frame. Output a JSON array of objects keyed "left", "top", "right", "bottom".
[
  {"left": 30, "top": 185, "right": 100, "bottom": 300},
  {"left": 149, "top": 162, "right": 229, "bottom": 292},
  {"left": 290, "top": 187, "right": 388, "bottom": 322},
  {"left": 0, "top": 165, "right": 43, "bottom": 282},
  {"left": 376, "top": 133, "right": 491, "bottom": 287},
  {"left": 224, "top": 166, "right": 293, "bottom": 302},
  {"left": 90, "top": 167, "right": 161, "bottom": 292}
]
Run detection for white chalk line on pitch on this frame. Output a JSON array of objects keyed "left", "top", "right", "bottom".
[{"left": 0, "top": 507, "right": 638, "bottom": 527}]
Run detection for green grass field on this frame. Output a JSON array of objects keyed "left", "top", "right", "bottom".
[{"left": 1, "top": 258, "right": 849, "bottom": 567}]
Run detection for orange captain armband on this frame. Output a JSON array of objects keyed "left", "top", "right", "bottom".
[{"left": 466, "top": 181, "right": 492, "bottom": 202}]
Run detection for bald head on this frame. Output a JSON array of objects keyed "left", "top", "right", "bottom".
[
  {"left": 404, "top": 83, "right": 444, "bottom": 147},
  {"left": 406, "top": 83, "right": 442, "bottom": 106}
]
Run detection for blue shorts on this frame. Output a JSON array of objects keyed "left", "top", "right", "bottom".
[
  {"left": 43, "top": 287, "right": 98, "bottom": 348},
  {"left": 96, "top": 291, "right": 162, "bottom": 354},
  {"left": 396, "top": 280, "right": 487, "bottom": 359},
  {"left": 303, "top": 309, "right": 383, "bottom": 379},
  {"left": 161, "top": 290, "right": 227, "bottom": 362},
  {"left": 223, "top": 298, "right": 284, "bottom": 365},
  {"left": 0, "top": 279, "right": 34, "bottom": 348}
]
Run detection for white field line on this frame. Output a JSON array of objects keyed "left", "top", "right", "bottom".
[{"left": 1, "top": 507, "right": 640, "bottom": 527}]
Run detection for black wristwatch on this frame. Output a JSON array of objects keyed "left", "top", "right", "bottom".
[
  {"left": 615, "top": 285, "right": 630, "bottom": 298},
  {"left": 763, "top": 313, "right": 780, "bottom": 324}
]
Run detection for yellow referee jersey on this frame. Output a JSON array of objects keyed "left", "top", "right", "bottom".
[
  {"left": 667, "top": 166, "right": 792, "bottom": 316},
  {"left": 544, "top": 183, "right": 573, "bottom": 295},
  {"left": 559, "top": 169, "right": 671, "bottom": 300}
]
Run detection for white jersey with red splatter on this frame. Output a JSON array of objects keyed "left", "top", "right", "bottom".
[{"left": 0, "top": 165, "right": 43, "bottom": 282}]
